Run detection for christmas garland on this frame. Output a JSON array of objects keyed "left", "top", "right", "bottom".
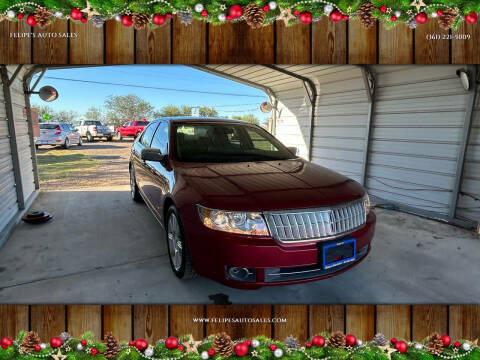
[
  {"left": 0, "top": 331, "right": 479, "bottom": 360},
  {"left": 0, "top": 0, "right": 479, "bottom": 29}
]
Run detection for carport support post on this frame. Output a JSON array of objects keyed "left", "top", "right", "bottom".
[
  {"left": 360, "top": 66, "right": 376, "bottom": 187},
  {"left": 449, "top": 65, "right": 478, "bottom": 219},
  {"left": 23, "top": 75, "right": 41, "bottom": 190},
  {"left": 1, "top": 65, "right": 25, "bottom": 210}
]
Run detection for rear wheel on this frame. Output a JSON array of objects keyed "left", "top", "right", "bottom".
[
  {"left": 116, "top": 132, "right": 122, "bottom": 141},
  {"left": 86, "top": 133, "right": 93, "bottom": 142},
  {"left": 106, "top": 136, "right": 113, "bottom": 141},
  {"left": 166, "top": 206, "right": 196, "bottom": 279},
  {"left": 63, "top": 138, "right": 70, "bottom": 149},
  {"left": 78, "top": 137, "right": 82, "bottom": 146},
  {"left": 129, "top": 166, "right": 142, "bottom": 202}
]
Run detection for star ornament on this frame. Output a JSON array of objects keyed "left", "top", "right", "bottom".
[
  {"left": 251, "top": 350, "right": 259, "bottom": 357},
  {"left": 277, "top": 7, "right": 296, "bottom": 26},
  {"left": 51, "top": 350, "right": 67, "bottom": 360},
  {"left": 386, "top": 7, "right": 392, "bottom": 14},
  {"left": 184, "top": 337, "right": 202, "bottom": 353},
  {"left": 378, "top": 346, "right": 397, "bottom": 357},
  {"left": 220, "top": 4, "right": 226, "bottom": 10},
  {"left": 81, "top": 0, "right": 100, "bottom": 18},
  {"left": 410, "top": 0, "right": 426, "bottom": 12}
]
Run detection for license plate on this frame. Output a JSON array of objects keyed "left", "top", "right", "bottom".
[{"left": 322, "top": 238, "right": 356, "bottom": 269}]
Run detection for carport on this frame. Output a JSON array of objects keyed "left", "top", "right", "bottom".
[{"left": 0, "top": 64, "right": 479, "bottom": 303}]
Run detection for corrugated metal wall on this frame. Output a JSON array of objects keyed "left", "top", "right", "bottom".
[{"left": 457, "top": 82, "right": 480, "bottom": 222}]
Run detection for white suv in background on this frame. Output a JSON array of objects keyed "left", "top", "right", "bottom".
[{"left": 74, "top": 120, "right": 113, "bottom": 142}]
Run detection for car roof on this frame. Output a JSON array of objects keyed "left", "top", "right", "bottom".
[{"left": 151, "top": 116, "right": 254, "bottom": 125}]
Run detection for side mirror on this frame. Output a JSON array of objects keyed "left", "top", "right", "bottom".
[
  {"left": 141, "top": 148, "right": 167, "bottom": 162},
  {"left": 288, "top": 146, "right": 298, "bottom": 155}
]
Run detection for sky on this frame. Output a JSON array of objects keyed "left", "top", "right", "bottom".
[{"left": 30, "top": 65, "right": 270, "bottom": 122}]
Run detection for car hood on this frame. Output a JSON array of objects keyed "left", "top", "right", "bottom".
[{"left": 175, "top": 158, "right": 365, "bottom": 211}]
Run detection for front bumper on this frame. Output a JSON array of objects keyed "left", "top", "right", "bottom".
[{"left": 182, "top": 211, "right": 376, "bottom": 289}]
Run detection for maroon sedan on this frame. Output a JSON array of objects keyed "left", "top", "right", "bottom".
[{"left": 130, "top": 117, "right": 375, "bottom": 289}]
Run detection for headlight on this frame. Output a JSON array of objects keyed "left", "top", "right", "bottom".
[
  {"left": 363, "top": 193, "right": 371, "bottom": 215},
  {"left": 197, "top": 205, "right": 269, "bottom": 236}
]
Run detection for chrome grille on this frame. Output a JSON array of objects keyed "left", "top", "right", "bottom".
[{"left": 264, "top": 200, "right": 366, "bottom": 242}]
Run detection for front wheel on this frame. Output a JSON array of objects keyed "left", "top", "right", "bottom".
[
  {"left": 78, "top": 137, "right": 82, "bottom": 146},
  {"left": 86, "top": 133, "right": 93, "bottom": 142},
  {"left": 129, "top": 166, "right": 142, "bottom": 202},
  {"left": 106, "top": 136, "right": 113, "bottom": 141},
  {"left": 166, "top": 206, "right": 196, "bottom": 279},
  {"left": 63, "top": 138, "right": 70, "bottom": 149},
  {"left": 116, "top": 132, "right": 122, "bottom": 141}
]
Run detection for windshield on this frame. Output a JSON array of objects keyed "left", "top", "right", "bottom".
[
  {"left": 173, "top": 122, "right": 296, "bottom": 163},
  {"left": 85, "top": 120, "right": 102, "bottom": 125}
]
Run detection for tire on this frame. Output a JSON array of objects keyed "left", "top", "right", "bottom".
[
  {"left": 86, "top": 133, "right": 93, "bottom": 142},
  {"left": 78, "top": 137, "right": 82, "bottom": 146},
  {"left": 116, "top": 132, "right": 122, "bottom": 141},
  {"left": 35, "top": 145, "right": 39, "bottom": 150},
  {"left": 106, "top": 136, "right": 113, "bottom": 141},
  {"left": 166, "top": 205, "right": 196, "bottom": 279},
  {"left": 63, "top": 137, "right": 70, "bottom": 149},
  {"left": 129, "top": 166, "right": 143, "bottom": 203}
]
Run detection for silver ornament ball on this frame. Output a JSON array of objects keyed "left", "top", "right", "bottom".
[
  {"left": 114, "top": 14, "right": 122, "bottom": 22},
  {"left": 201, "top": 351, "right": 209, "bottom": 360},
  {"left": 356, "top": 340, "right": 363, "bottom": 346},
  {"left": 462, "top": 343, "right": 471, "bottom": 351},
  {"left": 194, "top": 3, "right": 204, "bottom": 12},
  {"left": 218, "top": 13, "right": 226, "bottom": 21},
  {"left": 54, "top": 11, "right": 63, "bottom": 18},
  {"left": 40, "top": 344, "right": 47, "bottom": 350},
  {"left": 7, "top": 10, "right": 16, "bottom": 18},
  {"left": 273, "top": 348, "right": 283, "bottom": 358},
  {"left": 77, "top": 344, "right": 84, "bottom": 351},
  {"left": 268, "top": 1, "right": 277, "bottom": 10},
  {"left": 394, "top": 10, "right": 401, "bottom": 17},
  {"left": 324, "top": 4, "right": 333, "bottom": 13},
  {"left": 144, "top": 347, "right": 154, "bottom": 357},
  {"left": 414, "top": 343, "right": 423, "bottom": 350},
  {"left": 252, "top": 339, "right": 260, "bottom": 348}
]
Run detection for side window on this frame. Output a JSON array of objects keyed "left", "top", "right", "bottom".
[
  {"left": 246, "top": 128, "right": 279, "bottom": 151},
  {"left": 140, "top": 122, "right": 159, "bottom": 147},
  {"left": 151, "top": 122, "right": 169, "bottom": 154}
]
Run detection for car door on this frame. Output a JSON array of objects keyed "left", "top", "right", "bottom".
[
  {"left": 144, "top": 121, "right": 171, "bottom": 216},
  {"left": 132, "top": 121, "right": 159, "bottom": 200}
]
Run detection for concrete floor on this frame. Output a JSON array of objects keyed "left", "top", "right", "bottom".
[{"left": 0, "top": 190, "right": 478, "bottom": 304}]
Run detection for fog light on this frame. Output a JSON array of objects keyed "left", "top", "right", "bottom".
[{"left": 226, "top": 266, "right": 256, "bottom": 282}]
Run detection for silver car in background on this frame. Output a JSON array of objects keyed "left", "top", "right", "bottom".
[{"left": 36, "top": 123, "right": 82, "bottom": 149}]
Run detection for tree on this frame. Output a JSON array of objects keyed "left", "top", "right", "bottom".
[
  {"left": 84, "top": 106, "right": 104, "bottom": 122},
  {"left": 32, "top": 104, "right": 54, "bottom": 122},
  {"left": 199, "top": 106, "right": 218, "bottom": 117},
  {"left": 54, "top": 110, "right": 78, "bottom": 124},
  {"left": 104, "top": 94, "right": 154, "bottom": 128},
  {"left": 155, "top": 105, "right": 183, "bottom": 117},
  {"left": 232, "top": 114, "right": 260, "bottom": 125}
]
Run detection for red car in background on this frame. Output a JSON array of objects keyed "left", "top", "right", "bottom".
[{"left": 115, "top": 119, "right": 149, "bottom": 140}]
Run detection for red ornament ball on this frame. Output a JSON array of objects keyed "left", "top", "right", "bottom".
[
  {"left": 35, "top": 345, "right": 41, "bottom": 352},
  {"left": 454, "top": 342, "right": 461, "bottom": 348},
  {"left": 17, "top": 13, "right": 24, "bottom": 19},
  {"left": 329, "top": 10, "right": 343, "bottom": 22},
  {"left": 345, "top": 334, "right": 357, "bottom": 347},
  {"left": 395, "top": 341, "right": 407, "bottom": 354},
  {"left": 81, "top": 17, "right": 87, "bottom": 23},
  {"left": 235, "top": 342, "right": 249, "bottom": 357},
  {"left": 391, "top": 15, "right": 397, "bottom": 21},
  {"left": 165, "top": 337, "right": 178, "bottom": 350},
  {"left": 226, "top": 15, "right": 233, "bottom": 20},
  {"left": 128, "top": 341, "right": 135, "bottom": 346},
  {"left": 27, "top": 14, "right": 38, "bottom": 26},
  {"left": 269, "top": 344, "right": 277, "bottom": 351},
  {"left": 178, "top": 345, "right": 184, "bottom": 352},
  {"left": 293, "top": 9, "right": 300, "bottom": 15},
  {"left": 245, "top": 340, "right": 251, "bottom": 346},
  {"left": 70, "top": 8, "right": 83, "bottom": 20},
  {"left": 415, "top": 12, "right": 428, "bottom": 24},
  {"left": 1, "top": 338, "right": 13, "bottom": 348},
  {"left": 379, "top": 6, "right": 387, "bottom": 13},
  {"left": 465, "top": 12, "right": 478, "bottom": 24},
  {"left": 343, "top": 14, "right": 349, "bottom": 20},
  {"left": 299, "top": 11, "right": 312, "bottom": 24},
  {"left": 122, "top": 14, "right": 133, "bottom": 27},
  {"left": 436, "top": 9, "right": 443, "bottom": 16},
  {"left": 306, "top": 342, "right": 312, "bottom": 348},
  {"left": 152, "top": 14, "right": 166, "bottom": 25},
  {"left": 229, "top": 5, "right": 243, "bottom": 19},
  {"left": 311, "top": 336, "right": 325, "bottom": 347},
  {"left": 166, "top": 13, "right": 172, "bottom": 18},
  {"left": 81, "top": 340, "right": 88, "bottom": 346},
  {"left": 441, "top": 335, "right": 451, "bottom": 347},
  {"left": 263, "top": 5, "right": 269, "bottom": 12},
  {"left": 50, "top": 337, "right": 63, "bottom": 349},
  {"left": 201, "top": 10, "right": 208, "bottom": 17},
  {"left": 391, "top": 338, "right": 397, "bottom": 344},
  {"left": 135, "top": 339, "right": 149, "bottom": 351},
  {"left": 208, "top": 349, "right": 215, "bottom": 356},
  {"left": 91, "top": 348, "right": 98, "bottom": 355}
]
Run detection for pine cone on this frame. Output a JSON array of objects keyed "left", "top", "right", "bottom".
[
  {"left": 132, "top": 13, "right": 150, "bottom": 30},
  {"left": 212, "top": 332, "right": 234, "bottom": 357},
  {"left": 178, "top": 11, "right": 194, "bottom": 25},
  {"left": 327, "top": 331, "right": 346, "bottom": 348},
  {"left": 91, "top": 15, "right": 106, "bottom": 28},
  {"left": 34, "top": 7, "right": 52, "bottom": 28},
  {"left": 438, "top": 9, "right": 457, "bottom": 30},
  {"left": 21, "top": 331, "right": 41, "bottom": 352},
  {"left": 372, "top": 333, "right": 387, "bottom": 347},
  {"left": 103, "top": 332, "right": 121, "bottom": 359},
  {"left": 357, "top": 3, "right": 375, "bottom": 28},
  {"left": 285, "top": 336, "right": 299, "bottom": 349},
  {"left": 406, "top": 18, "right": 418, "bottom": 29},
  {"left": 244, "top": 4, "right": 265, "bottom": 29},
  {"left": 426, "top": 333, "right": 444, "bottom": 354}
]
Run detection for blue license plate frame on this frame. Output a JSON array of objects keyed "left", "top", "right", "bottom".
[{"left": 322, "top": 238, "right": 356, "bottom": 270}]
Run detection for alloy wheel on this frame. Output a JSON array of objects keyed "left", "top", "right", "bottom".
[
  {"left": 130, "top": 168, "right": 136, "bottom": 199},
  {"left": 167, "top": 214, "right": 183, "bottom": 272}
]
